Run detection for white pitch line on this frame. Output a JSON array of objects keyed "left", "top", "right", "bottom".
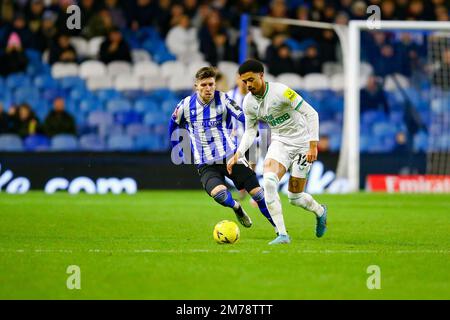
[{"left": 0, "top": 249, "right": 449, "bottom": 254}]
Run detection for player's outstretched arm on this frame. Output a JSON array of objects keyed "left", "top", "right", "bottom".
[{"left": 227, "top": 122, "right": 257, "bottom": 174}]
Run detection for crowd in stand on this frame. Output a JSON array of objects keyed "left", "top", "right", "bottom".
[
  {"left": 0, "top": 0, "right": 449, "bottom": 145},
  {"left": 0, "top": 97, "right": 75, "bottom": 137}
]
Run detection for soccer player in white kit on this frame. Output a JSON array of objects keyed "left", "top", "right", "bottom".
[{"left": 227, "top": 59, "right": 328, "bottom": 245}]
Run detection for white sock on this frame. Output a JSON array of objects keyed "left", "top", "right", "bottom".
[
  {"left": 263, "top": 172, "right": 287, "bottom": 235},
  {"left": 288, "top": 192, "right": 324, "bottom": 217}
]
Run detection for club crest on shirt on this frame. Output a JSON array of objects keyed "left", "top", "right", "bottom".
[{"left": 190, "top": 109, "right": 196, "bottom": 116}]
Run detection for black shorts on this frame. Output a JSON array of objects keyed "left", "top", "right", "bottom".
[{"left": 197, "top": 163, "right": 260, "bottom": 195}]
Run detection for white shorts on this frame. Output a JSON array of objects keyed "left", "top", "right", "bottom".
[{"left": 265, "top": 140, "right": 311, "bottom": 179}]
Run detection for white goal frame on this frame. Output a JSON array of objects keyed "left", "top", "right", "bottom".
[{"left": 344, "top": 21, "right": 450, "bottom": 191}]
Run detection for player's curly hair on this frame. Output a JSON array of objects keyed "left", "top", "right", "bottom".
[
  {"left": 195, "top": 67, "right": 217, "bottom": 80},
  {"left": 238, "top": 59, "right": 264, "bottom": 75}
]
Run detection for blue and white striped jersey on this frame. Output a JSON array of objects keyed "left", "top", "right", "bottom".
[{"left": 171, "top": 91, "right": 244, "bottom": 166}]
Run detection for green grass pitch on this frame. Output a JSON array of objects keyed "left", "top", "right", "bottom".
[{"left": 0, "top": 191, "right": 449, "bottom": 299}]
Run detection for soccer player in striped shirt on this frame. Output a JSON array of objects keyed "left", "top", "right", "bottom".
[
  {"left": 227, "top": 59, "right": 328, "bottom": 245},
  {"left": 169, "top": 67, "right": 276, "bottom": 231}
]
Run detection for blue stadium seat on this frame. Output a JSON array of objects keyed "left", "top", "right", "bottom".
[
  {"left": 87, "top": 110, "right": 114, "bottom": 128},
  {"left": 106, "top": 99, "right": 132, "bottom": 113},
  {"left": 51, "top": 134, "right": 79, "bottom": 151},
  {"left": 107, "top": 134, "right": 134, "bottom": 151},
  {"left": 25, "top": 49, "right": 42, "bottom": 65},
  {"left": 134, "top": 98, "right": 159, "bottom": 113},
  {"left": 134, "top": 135, "right": 159, "bottom": 151},
  {"left": 59, "top": 76, "right": 86, "bottom": 91},
  {"left": 6, "top": 73, "right": 31, "bottom": 89},
  {"left": 126, "top": 123, "right": 150, "bottom": 137},
  {"left": 79, "top": 134, "right": 106, "bottom": 151},
  {"left": 161, "top": 99, "right": 179, "bottom": 114},
  {"left": 34, "top": 74, "right": 58, "bottom": 89},
  {"left": 0, "top": 134, "right": 23, "bottom": 151},
  {"left": 33, "top": 100, "right": 51, "bottom": 122},
  {"left": 14, "top": 87, "right": 40, "bottom": 104},
  {"left": 114, "top": 110, "right": 142, "bottom": 125},
  {"left": 94, "top": 89, "right": 121, "bottom": 103},
  {"left": 70, "top": 86, "right": 90, "bottom": 101},
  {"left": 143, "top": 112, "right": 163, "bottom": 126},
  {"left": 360, "top": 135, "right": 370, "bottom": 152},
  {"left": 23, "top": 134, "right": 50, "bottom": 151},
  {"left": 372, "top": 121, "right": 396, "bottom": 138},
  {"left": 80, "top": 97, "right": 103, "bottom": 113}
]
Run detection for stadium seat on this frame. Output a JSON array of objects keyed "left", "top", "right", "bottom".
[
  {"left": 140, "top": 76, "right": 167, "bottom": 91},
  {"left": 413, "top": 131, "right": 428, "bottom": 152},
  {"left": 186, "top": 61, "right": 210, "bottom": 78},
  {"left": 131, "top": 49, "right": 152, "bottom": 63},
  {"left": 114, "top": 110, "right": 142, "bottom": 125},
  {"left": 106, "top": 99, "right": 132, "bottom": 113},
  {"left": 80, "top": 97, "right": 103, "bottom": 112},
  {"left": 51, "top": 63, "right": 79, "bottom": 78},
  {"left": 79, "top": 134, "right": 106, "bottom": 151},
  {"left": 276, "top": 73, "right": 303, "bottom": 90},
  {"left": 217, "top": 61, "right": 239, "bottom": 84},
  {"left": 303, "top": 73, "right": 330, "bottom": 91},
  {"left": 14, "top": 87, "right": 40, "bottom": 104},
  {"left": 107, "top": 61, "right": 132, "bottom": 77},
  {"left": 360, "top": 62, "right": 374, "bottom": 78},
  {"left": 330, "top": 73, "right": 345, "bottom": 91},
  {"left": 384, "top": 74, "right": 410, "bottom": 91},
  {"left": 79, "top": 60, "right": 107, "bottom": 79},
  {"left": 23, "top": 134, "right": 51, "bottom": 151},
  {"left": 87, "top": 110, "right": 114, "bottom": 128},
  {"left": 134, "top": 135, "right": 159, "bottom": 151},
  {"left": 6, "top": 73, "right": 31, "bottom": 89},
  {"left": 51, "top": 134, "right": 79, "bottom": 151},
  {"left": 143, "top": 112, "right": 161, "bottom": 126},
  {"left": 107, "top": 134, "right": 134, "bottom": 151},
  {"left": 134, "top": 98, "right": 159, "bottom": 113},
  {"left": 322, "top": 62, "right": 343, "bottom": 77},
  {"left": 161, "top": 60, "right": 187, "bottom": 79},
  {"left": 34, "top": 74, "right": 58, "bottom": 89},
  {"left": 87, "top": 75, "right": 114, "bottom": 90},
  {"left": 168, "top": 75, "right": 193, "bottom": 91},
  {"left": 59, "top": 76, "right": 85, "bottom": 91},
  {"left": 372, "top": 121, "right": 396, "bottom": 138},
  {"left": 70, "top": 37, "right": 89, "bottom": 58},
  {"left": 133, "top": 61, "right": 160, "bottom": 78},
  {"left": 0, "top": 134, "right": 23, "bottom": 151},
  {"left": 87, "top": 36, "right": 105, "bottom": 58},
  {"left": 126, "top": 123, "right": 151, "bottom": 137},
  {"left": 94, "top": 89, "right": 122, "bottom": 102},
  {"left": 114, "top": 74, "right": 141, "bottom": 91}
]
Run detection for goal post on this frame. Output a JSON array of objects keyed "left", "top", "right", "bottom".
[{"left": 346, "top": 20, "right": 450, "bottom": 191}]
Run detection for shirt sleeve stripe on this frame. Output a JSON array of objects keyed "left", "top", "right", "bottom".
[{"left": 295, "top": 99, "right": 304, "bottom": 111}]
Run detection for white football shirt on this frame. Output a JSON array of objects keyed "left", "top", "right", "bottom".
[{"left": 237, "top": 81, "right": 319, "bottom": 155}]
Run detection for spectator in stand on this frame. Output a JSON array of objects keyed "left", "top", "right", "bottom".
[
  {"left": 166, "top": 15, "right": 199, "bottom": 62},
  {"left": 14, "top": 104, "right": 41, "bottom": 138},
  {"left": 7, "top": 13, "right": 33, "bottom": 49},
  {"left": 435, "top": 5, "right": 449, "bottom": 21},
  {"left": 310, "top": 0, "right": 326, "bottom": 21},
  {"left": 191, "top": 3, "right": 210, "bottom": 29},
  {"left": 0, "top": 104, "right": 10, "bottom": 134},
  {"left": 155, "top": 0, "right": 173, "bottom": 37},
  {"left": 44, "top": 98, "right": 76, "bottom": 137},
  {"left": 198, "top": 9, "right": 235, "bottom": 65},
  {"left": 268, "top": 44, "right": 296, "bottom": 76},
  {"left": 260, "top": 0, "right": 290, "bottom": 39},
  {"left": 360, "top": 75, "right": 390, "bottom": 115},
  {"left": 129, "top": 0, "right": 158, "bottom": 31},
  {"left": 380, "top": 0, "right": 397, "bottom": 20},
  {"left": 79, "top": 0, "right": 99, "bottom": 27},
  {"left": 183, "top": 0, "right": 198, "bottom": 19},
  {"left": 407, "top": 0, "right": 428, "bottom": 20},
  {"left": 373, "top": 44, "right": 398, "bottom": 77},
  {"left": 83, "top": 8, "right": 114, "bottom": 39},
  {"left": 265, "top": 34, "right": 288, "bottom": 64},
  {"left": 29, "top": 9, "right": 58, "bottom": 52},
  {"left": 350, "top": 0, "right": 367, "bottom": 20},
  {"left": 104, "top": 0, "right": 127, "bottom": 29},
  {"left": 26, "top": 0, "right": 45, "bottom": 36},
  {"left": 0, "top": 32, "right": 29, "bottom": 76},
  {"left": 99, "top": 28, "right": 132, "bottom": 64},
  {"left": 49, "top": 33, "right": 77, "bottom": 65},
  {"left": 297, "top": 44, "right": 323, "bottom": 76}
]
